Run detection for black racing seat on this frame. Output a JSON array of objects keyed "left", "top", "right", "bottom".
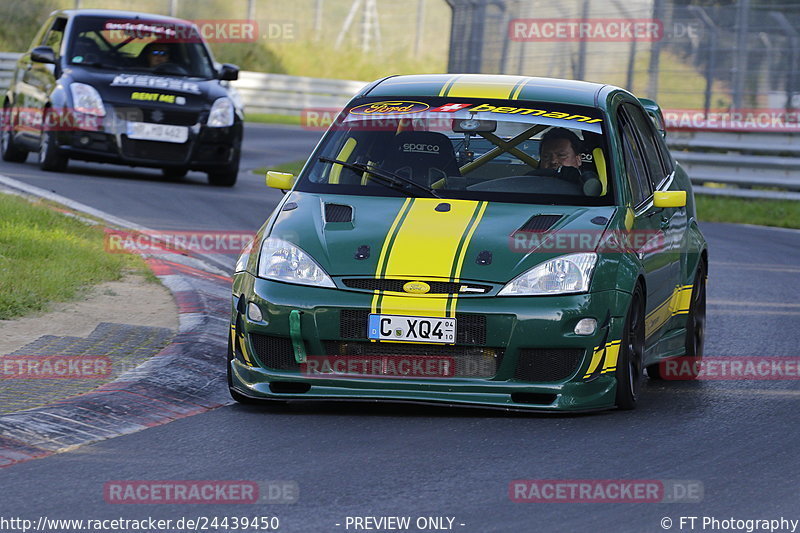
[{"left": 380, "top": 131, "right": 460, "bottom": 187}]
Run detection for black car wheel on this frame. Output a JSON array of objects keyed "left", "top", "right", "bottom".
[
  {"left": 681, "top": 262, "right": 706, "bottom": 379},
  {"left": 39, "top": 127, "right": 68, "bottom": 172},
  {"left": 1, "top": 105, "right": 28, "bottom": 163},
  {"left": 207, "top": 159, "right": 239, "bottom": 187},
  {"left": 616, "top": 284, "right": 645, "bottom": 410}
]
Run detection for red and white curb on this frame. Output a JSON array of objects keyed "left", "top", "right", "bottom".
[{"left": 0, "top": 176, "right": 236, "bottom": 468}]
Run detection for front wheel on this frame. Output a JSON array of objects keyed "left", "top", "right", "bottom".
[
  {"left": 39, "top": 129, "right": 68, "bottom": 172},
  {"left": 207, "top": 164, "right": 238, "bottom": 187},
  {"left": 615, "top": 284, "right": 645, "bottom": 410}
]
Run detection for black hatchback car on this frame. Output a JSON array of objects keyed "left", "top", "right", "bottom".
[{"left": 1, "top": 9, "right": 243, "bottom": 186}]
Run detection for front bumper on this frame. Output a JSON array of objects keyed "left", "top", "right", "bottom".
[
  {"left": 50, "top": 105, "right": 241, "bottom": 170},
  {"left": 230, "top": 272, "right": 631, "bottom": 412}
]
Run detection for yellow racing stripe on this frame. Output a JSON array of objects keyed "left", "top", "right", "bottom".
[
  {"left": 438, "top": 75, "right": 462, "bottom": 97},
  {"left": 371, "top": 198, "right": 413, "bottom": 314},
  {"left": 370, "top": 199, "right": 485, "bottom": 322},
  {"left": 444, "top": 74, "right": 528, "bottom": 100}
]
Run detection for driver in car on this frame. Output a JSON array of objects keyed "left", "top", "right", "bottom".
[
  {"left": 538, "top": 127, "right": 602, "bottom": 196},
  {"left": 539, "top": 127, "right": 585, "bottom": 170},
  {"left": 141, "top": 42, "right": 172, "bottom": 68}
]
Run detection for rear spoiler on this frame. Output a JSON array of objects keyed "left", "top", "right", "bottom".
[{"left": 638, "top": 98, "right": 666, "bottom": 138}]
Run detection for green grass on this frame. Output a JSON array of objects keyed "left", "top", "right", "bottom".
[
  {"left": 245, "top": 113, "right": 302, "bottom": 125},
  {"left": 696, "top": 195, "right": 800, "bottom": 229},
  {"left": 0, "top": 193, "right": 149, "bottom": 320},
  {"left": 252, "top": 159, "right": 306, "bottom": 177}
]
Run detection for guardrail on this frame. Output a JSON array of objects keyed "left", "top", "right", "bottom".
[
  {"left": 0, "top": 50, "right": 797, "bottom": 200},
  {"left": 668, "top": 131, "right": 800, "bottom": 201}
]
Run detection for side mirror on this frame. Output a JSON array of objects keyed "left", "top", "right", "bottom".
[
  {"left": 266, "top": 171, "right": 295, "bottom": 192},
  {"left": 653, "top": 190, "right": 686, "bottom": 208},
  {"left": 31, "top": 46, "right": 56, "bottom": 64},
  {"left": 218, "top": 63, "right": 239, "bottom": 81}
]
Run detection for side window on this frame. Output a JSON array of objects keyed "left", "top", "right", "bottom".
[
  {"left": 618, "top": 111, "right": 652, "bottom": 207},
  {"left": 623, "top": 103, "right": 669, "bottom": 187},
  {"left": 42, "top": 18, "right": 67, "bottom": 57}
]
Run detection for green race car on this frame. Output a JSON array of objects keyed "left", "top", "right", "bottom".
[{"left": 229, "top": 74, "right": 707, "bottom": 412}]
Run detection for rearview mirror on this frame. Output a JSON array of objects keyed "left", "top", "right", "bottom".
[
  {"left": 452, "top": 118, "right": 497, "bottom": 133},
  {"left": 31, "top": 46, "right": 56, "bottom": 64},
  {"left": 218, "top": 63, "right": 239, "bottom": 81},
  {"left": 266, "top": 171, "right": 295, "bottom": 192},
  {"left": 653, "top": 190, "right": 686, "bottom": 208}
]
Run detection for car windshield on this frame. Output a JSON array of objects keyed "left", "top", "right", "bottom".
[
  {"left": 296, "top": 98, "right": 615, "bottom": 206},
  {"left": 66, "top": 16, "right": 215, "bottom": 78}
]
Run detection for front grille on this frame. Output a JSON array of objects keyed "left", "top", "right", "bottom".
[
  {"left": 323, "top": 341, "right": 502, "bottom": 378},
  {"left": 342, "top": 278, "right": 491, "bottom": 294},
  {"left": 114, "top": 108, "right": 201, "bottom": 126},
  {"left": 250, "top": 334, "right": 297, "bottom": 371},
  {"left": 514, "top": 348, "right": 585, "bottom": 382},
  {"left": 121, "top": 138, "right": 190, "bottom": 161},
  {"left": 340, "top": 309, "right": 369, "bottom": 339},
  {"left": 339, "top": 310, "right": 486, "bottom": 345},
  {"left": 144, "top": 108, "right": 200, "bottom": 126}
]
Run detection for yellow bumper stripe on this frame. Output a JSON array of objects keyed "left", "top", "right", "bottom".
[{"left": 584, "top": 340, "right": 622, "bottom": 378}]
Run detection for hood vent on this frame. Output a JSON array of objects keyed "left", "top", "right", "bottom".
[
  {"left": 324, "top": 203, "right": 354, "bottom": 223},
  {"left": 517, "top": 214, "right": 562, "bottom": 233}
]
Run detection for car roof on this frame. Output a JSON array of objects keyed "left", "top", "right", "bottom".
[
  {"left": 364, "top": 74, "right": 619, "bottom": 108},
  {"left": 52, "top": 9, "right": 192, "bottom": 26}
]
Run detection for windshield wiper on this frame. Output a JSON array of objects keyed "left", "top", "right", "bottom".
[{"left": 318, "top": 156, "right": 441, "bottom": 198}]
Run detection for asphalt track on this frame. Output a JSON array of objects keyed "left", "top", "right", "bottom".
[{"left": 1, "top": 124, "right": 800, "bottom": 533}]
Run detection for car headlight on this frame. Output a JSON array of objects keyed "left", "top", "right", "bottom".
[
  {"left": 70, "top": 83, "right": 106, "bottom": 116},
  {"left": 208, "top": 97, "right": 234, "bottom": 127},
  {"left": 498, "top": 252, "right": 597, "bottom": 296},
  {"left": 257, "top": 237, "right": 335, "bottom": 288}
]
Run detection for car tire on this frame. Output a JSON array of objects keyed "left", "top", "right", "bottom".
[
  {"left": 162, "top": 166, "right": 188, "bottom": 180},
  {"left": 683, "top": 261, "right": 706, "bottom": 371},
  {"left": 646, "top": 261, "right": 706, "bottom": 380},
  {"left": 615, "top": 284, "right": 645, "bottom": 410},
  {"left": 39, "top": 128, "right": 68, "bottom": 172},
  {"left": 1, "top": 106, "right": 28, "bottom": 163},
  {"left": 207, "top": 163, "right": 238, "bottom": 187}
]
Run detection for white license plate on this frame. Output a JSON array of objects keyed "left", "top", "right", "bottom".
[
  {"left": 368, "top": 314, "right": 456, "bottom": 344},
  {"left": 126, "top": 122, "right": 188, "bottom": 143}
]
